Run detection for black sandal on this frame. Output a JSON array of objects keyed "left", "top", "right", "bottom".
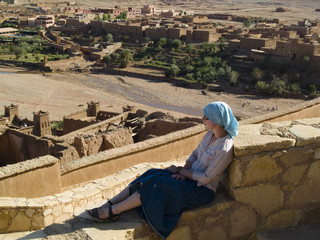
[{"left": 86, "top": 205, "right": 119, "bottom": 222}]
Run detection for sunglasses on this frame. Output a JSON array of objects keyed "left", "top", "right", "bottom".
[{"left": 202, "top": 115, "right": 209, "bottom": 120}]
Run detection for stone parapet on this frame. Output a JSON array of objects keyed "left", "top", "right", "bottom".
[
  {"left": 226, "top": 118, "right": 320, "bottom": 238},
  {"left": 1, "top": 118, "right": 320, "bottom": 238}
]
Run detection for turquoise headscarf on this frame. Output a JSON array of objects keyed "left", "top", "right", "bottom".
[{"left": 203, "top": 101, "right": 239, "bottom": 139}]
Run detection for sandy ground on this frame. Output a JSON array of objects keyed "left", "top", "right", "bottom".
[{"left": 0, "top": 65, "right": 305, "bottom": 122}]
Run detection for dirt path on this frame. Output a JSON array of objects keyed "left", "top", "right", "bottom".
[{"left": 0, "top": 66, "right": 305, "bottom": 122}]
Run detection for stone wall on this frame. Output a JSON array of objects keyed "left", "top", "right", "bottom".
[
  {"left": 63, "top": 117, "right": 97, "bottom": 134},
  {"left": 1, "top": 118, "right": 320, "bottom": 237},
  {"left": 0, "top": 156, "right": 60, "bottom": 198},
  {"left": 0, "top": 129, "right": 51, "bottom": 165}
]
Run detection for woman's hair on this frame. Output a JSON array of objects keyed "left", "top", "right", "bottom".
[{"left": 203, "top": 101, "right": 239, "bottom": 138}]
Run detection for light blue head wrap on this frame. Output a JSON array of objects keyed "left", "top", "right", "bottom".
[{"left": 203, "top": 101, "right": 239, "bottom": 139}]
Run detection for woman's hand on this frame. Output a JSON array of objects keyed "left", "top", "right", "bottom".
[
  {"left": 171, "top": 173, "right": 186, "bottom": 180},
  {"left": 166, "top": 165, "right": 178, "bottom": 173}
]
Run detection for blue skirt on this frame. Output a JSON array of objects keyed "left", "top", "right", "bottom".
[{"left": 129, "top": 169, "right": 215, "bottom": 239}]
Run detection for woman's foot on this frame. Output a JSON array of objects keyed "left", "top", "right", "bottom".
[{"left": 87, "top": 205, "right": 119, "bottom": 222}]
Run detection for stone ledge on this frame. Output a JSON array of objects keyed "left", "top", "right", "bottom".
[
  {"left": 289, "top": 125, "right": 320, "bottom": 146},
  {"left": 234, "top": 134, "right": 295, "bottom": 157},
  {"left": 0, "top": 155, "right": 59, "bottom": 180}
]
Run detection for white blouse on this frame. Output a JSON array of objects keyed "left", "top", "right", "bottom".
[{"left": 187, "top": 130, "right": 234, "bottom": 191}]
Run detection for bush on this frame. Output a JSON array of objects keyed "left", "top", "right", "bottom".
[
  {"left": 251, "top": 67, "right": 264, "bottom": 82},
  {"left": 165, "top": 64, "right": 180, "bottom": 78},
  {"left": 228, "top": 71, "right": 240, "bottom": 86},
  {"left": 103, "top": 55, "right": 112, "bottom": 64},
  {"left": 255, "top": 81, "right": 270, "bottom": 94},
  {"left": 269, "top": 79, "right": 286, "bottom": 95},
  {"left": 288, "top": 83, "right": 301, "bottom": 93}
]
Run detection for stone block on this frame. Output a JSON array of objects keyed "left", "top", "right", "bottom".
[
  {"left": 44, "top": 215, "right": 54, "bottom": 226},
  {"left": 287, "top": 161, "right": 320, "bottom": 207},
  {"left": 63, "top": 204, "right": 74, "bottom": 214},
  {"left": 31, "top": 212, "right": 44, "bottom": 229},
  {"left": 167, "top": 226, "right": 191, "bottom": 240},
  {"left": 0, "top": 214, "right": 9, "bottom": 229},
  {"left": 228, "top": 159, "right": 242, "bottom": 188},
  {"left": 229, "top": 207, "right": 256, "bottom": 239},
  {"left": 280, "top": 148, "right": 313, "bottom": 167},
  {"left": 52, "top": 205, "right": 62, "bottom": 217},
  {"left": 314, "top": 147, "right": 320, "bottom": 159},
  {"left": 238, "top": 124, "right": 263, "bottom": 135},
  {"left": 198, "top": 226, "right": 227, "bottom": 240},
  {"left": 289, "top": 125, "right": 320, "bottom": 146},
  {"left": 43, "top": 208, "right": 53, "bottom": 216},
  {"left": 294, "top": 118, "right": 320, "bottom": 126},
  {"left": 233, "top": 184, "right": 284, "bottom": 216},
  {"left": 205, "top": 216, "right": 222, "bottom": 225},
  {"left": 234, "top": 135, "right": 295, "bottom": 157},
  {"left": 7, "top": 212, "right": 31, "bottom": 232},
  {"left": 261, "top": 210, "right": 302, "bottom": 230},
  {"left": 282, "top": 164, "right": 308, "bottom": 191},
  {"left": 25, "top": 209, "right": 34, "bottom": 218},
  {"left": 242, "top": 156, "right": 282, "bottom": 186}
]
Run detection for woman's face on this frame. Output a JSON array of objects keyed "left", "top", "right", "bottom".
[{"left": 202, "top": 115, "right": 218, "bottom": 130}]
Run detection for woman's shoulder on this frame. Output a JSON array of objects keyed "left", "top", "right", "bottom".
[{"left": 218, "top": 135, "right": 234, "bottom": 151}]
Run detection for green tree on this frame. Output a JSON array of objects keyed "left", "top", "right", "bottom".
[
  {"left": 119, "top": 49, "right": 133, "bottom": 68},
  {"left": 165, "top": 64, "right": 180, "bottom": 78},
  {"left": 122, "top": 11, "right": 127, "bottom": 20},
  {"left": 103, "top": 55, "right": 112, "bottom": 64},
  {"left": 157, "top": 38, "right": 167, "bottom": 47},
  {"left": 171, "top": 39, "right": 182, "bottom": 49},
  {"left": 105, "top": 33, "right": 113, "bottom": 42},
  {"left": 251, "top": 67, "right": 264, "bottom": 82},
  {"left": 102, "top": 13, "right": 107, "bottom": 21},
  {"left": 107, "top": 12, "right": 111, "bottom": 20},
  {"left": 299, "top": 55, "right": 310, "bottom": 71},
  {"left": 228, "top": 71, "right": 240, "bottom": 86},
  {"left": 14, "top": 47, "right": 26, "bottom": 59},
  {"left": 217, "top": 36, "right": 226, "bottom": 51},
  {"left": 270, "top": 79, "right": 286, "bottom": 95},
  {"left": 186, "top": 44, "right": 195, "bottom": 54},
  {"left": 255, "top": 81, "right": 270, "bottom": 94},
  {"left": 243, "top": 18, "right": 252, "bottom": 28}
]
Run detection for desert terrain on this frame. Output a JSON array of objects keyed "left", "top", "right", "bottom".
[
  {"left": 0, "top": 64, "right": 305, "bottom": 122},
  {"left": 17, "top": 0, "right": 320, "bottom": 24},
  {"left": 0, "top": 0, "right": 318, "bottom": 121}
]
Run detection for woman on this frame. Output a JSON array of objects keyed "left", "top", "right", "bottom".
[{"left": 87, "top": 101, "right": 238, "bottom": 239}]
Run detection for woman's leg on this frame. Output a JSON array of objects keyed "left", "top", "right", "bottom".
[
  {"left": 91, "top": 192, "right": 141, "bottom": 219},
  {"left": 98, "top": 186, "right": 131, "bottom": 208}
]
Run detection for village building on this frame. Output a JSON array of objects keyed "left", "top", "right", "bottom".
[{"left": 0, "top": 27, "right": 18, "bottom": 35}]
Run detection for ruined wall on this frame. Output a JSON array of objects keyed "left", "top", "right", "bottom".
[
  {"left": 0, "top": 129, "right": 51, "bottom": 165},
  {"left": 96, "top": 111, "right": 118, "bottom": 121},
  {"left": 60, "top": 125, "right": 205, "bottom": 188},
  {"left": 0, "top": 133, "right": 15, "bottom": 166},
  {"left": 64, "top": 109, "right": 87, "bottom": 120},
  {"left": 138, "top": 119, "right": 198, "bottom": 141},
  {"left": 63, "top": 118, "right": 97, "bottom": 134}
]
